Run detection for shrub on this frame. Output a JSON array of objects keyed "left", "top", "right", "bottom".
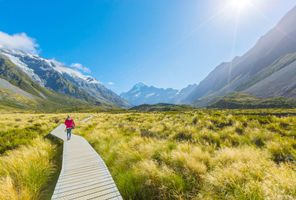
[
  {"left": 267, "top": 141, "right": 295, "bottom": 163},
  {"left": 173, "top": 132, "right": 193, "bottom": 141},
  {"left": 141, "top": 129, "right": 157, "bottom": 138}
]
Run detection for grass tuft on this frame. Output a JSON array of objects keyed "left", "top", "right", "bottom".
[{"left": 0, "top": 138, "right": 58, "bottom": 200}]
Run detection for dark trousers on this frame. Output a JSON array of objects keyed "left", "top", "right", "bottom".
[{"left": 66, "top": 128, "right": 72, "bottom": 139}]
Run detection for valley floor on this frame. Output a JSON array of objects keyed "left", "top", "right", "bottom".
[
  {"left": 0, "top": 109, "right": 295, "bottom": 199},
  {"left": 76, "top": 109, "right": 296, "bottom": 200}
]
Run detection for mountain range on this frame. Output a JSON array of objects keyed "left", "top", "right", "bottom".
[
  {"left": 0, "top": 48, "right": 128, "bottom": 111},
  {"left": 122, "top": 5, "right": 296, "bottom": 107},
  {"left": 120, "top": 83, "right": 197, "bottom": 106},
  {"left": 185, "top": 5, "right": 296, "bottom": 106}
]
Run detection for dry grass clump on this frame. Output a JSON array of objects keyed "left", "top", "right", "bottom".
[
  {"left": 76, "top": 109, "right": 296, "bottom": 199},
  {"left": 132, "top": 160, "right": 186, "bottom": 199},
  {"left": 199, "top": 147, "right": 269, "bottom": 199},
  {"left": 261, "top": 163, "right": 296, "bottom": 199},
  {"left": 199, "top": 147, "right": 296, "bottom": 200},
  {"left": 266, "top": 140, "right": 296, "bottom": 163},
  {"left": 0, "top": 138, "right": 57, "bottom": 200}
]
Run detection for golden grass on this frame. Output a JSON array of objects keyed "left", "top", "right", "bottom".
[
  {"left": 76, "top": 110, "right": 296, "bottom": 200},
  {"left": 0, "top": 138, "right": 56, "bottom": 200},
  {"left": 0, "top": 110, "right": 295, "bottom": 199},
  {"left": 0, "top": 113, "right": 90, "bottom": 199}
]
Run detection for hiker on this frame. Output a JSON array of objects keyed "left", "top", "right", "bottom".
[{"left": 64, "top": 115, "right": 75, "bottom": 140}]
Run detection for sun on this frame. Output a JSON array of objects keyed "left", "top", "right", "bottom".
[{"left": 229, "top": 0, "right": 252, "bottom": 12}]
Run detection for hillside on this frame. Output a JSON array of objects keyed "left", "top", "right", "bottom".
[
  {"left": 185, "top": 5, "right": 296, "bottom": 106},
  {"left": 208, "top": 93, "right": 296, "bottom": 109},
  {"left": 0, "top": 48, "right": 128, "bottom": 107},
  {"left": 0, "top": 48, "right": 129, "bottom": 111},
  {"left": 0, "top": 54, "right": 117, "bottom": 112}
]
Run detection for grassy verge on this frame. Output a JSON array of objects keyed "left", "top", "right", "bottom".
[
  {"left": 0, "top": 113, "right": 92, "bottom": 200},
  {"left": 0, "top": 113, "right": 91, "bottom": 154},
  {"left": 0, "top": 137, "right": 60, "bottom": 200},
  {"left": 77, "top": 109, "right": 296, "bottom": 200},
  {"left": 42, "top": 135, "right": 63, "bottom": 200},
  {"left": 0, "top": 114, "right": 62, "bottom": 154}
]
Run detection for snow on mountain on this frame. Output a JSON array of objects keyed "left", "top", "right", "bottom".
[
  {"left": 0, "top": 48, "right": 129, "bottom": 107},
  {"left": 121, "top": 83, "right": 197, "bottom": 106},
  {"left": 0, "top": 49, "right": 44, "bottom": 86},
  {"left": 49, "top": 59, "right": 100, "bottom": 84},
  {"left": 146, "top": 93, "right": 155, "bottom": 98},
  {"left": 0, "top": 48, "right": 100, "bottom": 85}
]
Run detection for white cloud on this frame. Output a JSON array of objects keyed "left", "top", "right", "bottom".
[
  {"left": 70, "top": 63, "right": 91, "bottom": 73},
  {"left": 0, "top": 31, "right": 38, "bottom": 53},
  {"left": 108, "top": 82, "right": 115, "bottom": 86},
  {"left": 51, "top": 59, "right": 99, "bottom": 84}
]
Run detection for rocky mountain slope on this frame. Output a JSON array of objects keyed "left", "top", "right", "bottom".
[
  {"left": 0, "top": 48, "right": 128, "bottom": 110},
  {"left": 185, "top": 5, "right": 296, "bottom": 106},
  {"left": 0, "top": 55, "right": 100, "bottom": 111}
]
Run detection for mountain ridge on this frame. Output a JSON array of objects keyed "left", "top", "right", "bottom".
[
  {"left": 0, "top": 48, "right": 129, "bottom": 110},
  {"left": 121, "top": 82, "right": 197, "bottom": 106},
  {"left": 185, "top": 5, "right": 296, "bottom": 105}
]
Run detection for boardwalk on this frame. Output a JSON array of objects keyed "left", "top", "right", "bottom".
[{"left": 51, "top": 121, "right": 122, "bottom": 200}]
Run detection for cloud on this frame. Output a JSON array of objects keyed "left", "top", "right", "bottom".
[
  {"left": 0, "top": 31, "right": 38, "bottom": 53},
  {"left": 70, "top": 63, "right": 91, "bottom": 73},
  {"left": 108, "top": 82, "right": 115, "bottom": 86}
]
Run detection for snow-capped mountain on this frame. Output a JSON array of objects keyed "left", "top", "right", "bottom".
[
  {"left": 0, "top": 48, "right": 129, "bottom": 107},
  {"left": 120, "top": 83, "right": 197, "bottom": 106},
  {"left": 0, "top": 49, "right": 45, "bottom": 86}
]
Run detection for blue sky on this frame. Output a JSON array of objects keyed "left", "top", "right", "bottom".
[{"left": 0, "top": 0, "right": 296, "bottom": 93}]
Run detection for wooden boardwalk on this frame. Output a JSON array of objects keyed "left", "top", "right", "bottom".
[{"left": 50, "top": 121, "right": 122, "bottom": 200}]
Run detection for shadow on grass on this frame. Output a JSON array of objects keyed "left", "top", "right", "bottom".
[{"left": 41, "top": 134, "right": 63, "bottom": 200}]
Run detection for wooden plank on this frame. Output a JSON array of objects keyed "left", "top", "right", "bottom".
[{"left": 51, "top": 123, "right": 122, "bottom": 200}]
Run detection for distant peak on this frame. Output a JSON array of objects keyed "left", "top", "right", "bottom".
[{"left": 134, "top": 82, "right": 147, "bottom": 88}]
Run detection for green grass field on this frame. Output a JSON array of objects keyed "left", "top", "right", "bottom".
[
  {"left": 0, "top": 110, "right": 295, "bottom": 200},
  {"left": 77, "top": 109, "right": 296, "bottom": 200}
]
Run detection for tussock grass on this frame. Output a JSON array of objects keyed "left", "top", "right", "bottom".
[
  {"left": 0, "top": 113, "right": 89, "bottom": 199},
  {"left": 0, "top": 114, "right": 61, "bottom": 154},
  {"left": 200, "top": 147, "right": 296, "bottom": 200},
  {"left": 0, "top": 113, "right": 91, "bottom": 154},
  {"left": 0, "top": 138, "right": 57, "bottom": 200},
  {"left": 77, "top": 109, "right": 296, "bottom": 200}
]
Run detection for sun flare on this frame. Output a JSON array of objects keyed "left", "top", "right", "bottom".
[{"left": 229, "top": 0, "right": 252, "bottom": 12}]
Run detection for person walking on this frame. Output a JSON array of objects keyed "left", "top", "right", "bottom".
[{"left": 64, "top": 115, "right": 75, "bottom": 140}]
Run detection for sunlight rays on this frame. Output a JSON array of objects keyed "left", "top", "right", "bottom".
[
  {"left": 229, "top": 0, "right": 253, "bottom": 13},
  {"left": 227, "top": 12, "right": 241, "bottom": 89},
  {"left": 129, "top": 0, "right": 268, "bottom": 83}
]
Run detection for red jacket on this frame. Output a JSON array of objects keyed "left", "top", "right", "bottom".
[{"left": 65, "top": 118, "right": 75, "bottom": 129}]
